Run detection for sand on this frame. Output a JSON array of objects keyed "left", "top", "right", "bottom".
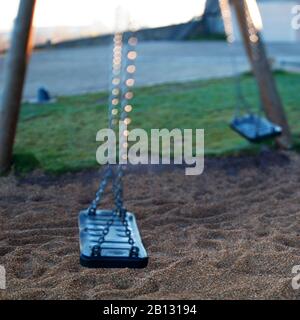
[{"left": 0, "top": 150, "right": 299, "bottom": 300}]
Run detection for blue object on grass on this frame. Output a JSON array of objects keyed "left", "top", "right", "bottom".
[{"left": 37, "top": 87, "right": 51, "bottom": 103}]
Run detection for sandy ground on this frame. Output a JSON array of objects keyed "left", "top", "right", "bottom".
[
  {"left": 0, "top": 41, "right": 299, "bottom": 99},
  {"left": 0, "top": 151, "right": 299, "bottom": 300}
]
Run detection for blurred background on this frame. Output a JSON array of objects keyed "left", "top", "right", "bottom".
[
  {"left": 0, "top": 0, "right": 300, "bottom": 173},
  {"left": 0, "top": 0, "right": 299, "bottom": 99}
]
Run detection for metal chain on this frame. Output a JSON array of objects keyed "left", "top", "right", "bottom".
[
  {"left": 87, "top": 32, "right": 124, "bottom": 215},
  {"left": 113, "top": 32, "right": 138, "bottom": 216},
  {"left": 219, "top": 0, "right": 252, "bottom": 116},
  {"left": 87, "top": 166, "right": 112, "bottom": 215},
  {"left": 242, "top": 0, "right": 265, "bottom": 133}
]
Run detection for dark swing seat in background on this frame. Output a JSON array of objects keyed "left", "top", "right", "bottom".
[{"left": 230, "top": 114, "right": 282, "bottom": 143}]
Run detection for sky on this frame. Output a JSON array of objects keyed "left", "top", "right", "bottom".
[{"left": 0, "top": 0, "right": 206, "bottom": 32}]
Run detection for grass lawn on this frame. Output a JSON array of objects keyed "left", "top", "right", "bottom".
[{"left": 14, "top": 72, "right": 300, "bottom": 174}]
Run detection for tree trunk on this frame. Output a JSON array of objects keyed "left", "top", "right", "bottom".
[{"left": 0, "top": 0, "right": 36, "bottom": 174}]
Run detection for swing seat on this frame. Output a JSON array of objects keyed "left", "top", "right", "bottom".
[
  {"left": 79, "top": 209, "right": 148, "bottom": 268},
  {"left": 230, "top": 114, "right": 282, "bottom": 143}
]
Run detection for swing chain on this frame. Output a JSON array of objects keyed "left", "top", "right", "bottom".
[
  {"left": 112, "top": 32, "right": 138, "bottom": 213},
  {"left": 242, "top": 0, "right": 265, "bottom": 133},
  {"left": 220, "top": 0, "right": 252, "bottom": 117},
  {"left": 220, "top": 0, "right": 263, "bottom": 120},
  {"left": 88, "top": 31, "right": 137, "bottom": 214},
  {"left": 88, "top": 166, "right": 112, "bottom": 215},
  {"left": 87, "top": 31, "right": 123, "bottom": 215}
]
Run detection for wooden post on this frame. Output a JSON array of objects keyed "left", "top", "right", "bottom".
[
  {"left": 0, "top": 0, "right": 36, "bottom": 174},
  {"left": 231, "top": 0, "right": 292, "bottom": 148}
]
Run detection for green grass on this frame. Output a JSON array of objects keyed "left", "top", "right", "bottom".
[{"left": 14, "top": 72, "right": 300, "bottom": 174}]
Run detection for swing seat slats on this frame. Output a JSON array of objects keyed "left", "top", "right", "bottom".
[
  {"left": 230, "top": 114, "right": 282, "bottom": 143},
  {"left": 79, "top": 209, "right": 148, "bottom": 268}
]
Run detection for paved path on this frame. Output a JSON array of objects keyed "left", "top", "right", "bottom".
[{"left": 0, "top": 41, "right": 299, "bottom": 99}]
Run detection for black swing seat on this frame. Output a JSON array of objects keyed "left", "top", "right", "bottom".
[
  {"left": 79, "top": 209, "right": 148, "bottom": 268},
  {"left": 230, "top": 114, "right": 282, "bottom": 143}
]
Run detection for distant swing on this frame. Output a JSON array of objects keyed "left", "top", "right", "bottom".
[
  {"left": 78, "top": 32, "right": 148, "bottom": 269},
  {"left": 220, "top": 0, "right": 282, "bottom": 143}
]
